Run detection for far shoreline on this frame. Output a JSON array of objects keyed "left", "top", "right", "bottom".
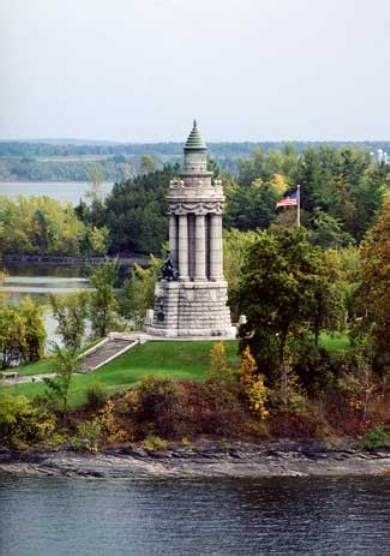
[{"left": 2, "top": 253, "right": 149, "bottom": 267}]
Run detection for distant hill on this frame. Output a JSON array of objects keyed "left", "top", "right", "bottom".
[
  {"left": 1, "top": 140, "right": 390, "bottom": 158},
  {"left": 0, "top": 140, "right": 389, "bottom": 182}
]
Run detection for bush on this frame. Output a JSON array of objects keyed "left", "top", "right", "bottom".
[
  {"left": 269, "top": 411, "right": 322, "bottom": 439},
  {"left": 361, "top": 426, "right": 390, "bottom": 450},
  {"left": 136, "top": 376, "right": 181, "bottom": 438},
  {"left": 99, "top": 399, "right": 130, "bottom": 443},
  {"left": 141, "top": 435, "right": 168, "bottom": 452},
  {"left": 0, "top": 395, "right": 56, "bottom": 449},
  {"left": 71, "top": 418, "right": 102, "bottom": 453},
  {"left": 180, "top": 380, "right": 248, "bottom": 437},
  {"left": 86, "top": 381, "right": 106, "bottom": 409}
]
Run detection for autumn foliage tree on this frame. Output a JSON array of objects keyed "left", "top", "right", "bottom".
[
  {"left": 239, "top": 346, "right": 268, "bottom": 420},
  {"left": 207, "top": 341, "right": 233, "bottom": 384}
]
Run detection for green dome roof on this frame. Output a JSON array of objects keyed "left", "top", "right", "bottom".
[{"left": 184, "top": 120, "right": 207, "bottom": 151}]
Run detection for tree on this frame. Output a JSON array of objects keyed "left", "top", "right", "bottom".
[
  {"left": 239, "top": 346, "right": 268, "bottom": 420},
  {"left": 89, "top": 261, "right": 120, "bottom": 338},
  {"left": 301, "top": 248, "right": 346, "bottom": 348},
  {"left": 239, "top": 228, "right": 344, "bottom": 382},
  {"left": 0, "top": 305, "right": 27, "bottom": 368},
  {"left": 237, "top": 147, "right": 298, "bottom": 187},
  {"left": 206, "top": 342, "right": 233, "bottom": 383},
  {"left": 45, "top": 346, "right": 80, "bottom": 414},
  {"left": 121, "top": 255, "right": 162, "bottom": 327},
  {"left": 49, "top": 292, "right": 89, "bottom": 350},
  {"left": 19, "top": 296, "right": 46, "bottom": 362},
  {"left": 355, "top": 198, "right": 390, "bottom": 376},
  {"left": 0, "top": 196, "right": 86, "bottom": 256},
  {"left": 0, "top": 298, "right": 45, "bottom": 368},
  {"left": 104, "top": 165, "right": 176, "bottom": 254},
  {"left": 89, "top": 226, "right": 109, "bottom": 255},
  {"left": 140, "top": 155, "right": 157, "bottom": 174},
  {"left": 223, "top": 228, "right": 258, "bottom": 320},
  {"left": 225, "top": 178, "right": 278, "bottom": 231},
  {"left": 310, "top": 210, "right": 354, "bottom": 248}
]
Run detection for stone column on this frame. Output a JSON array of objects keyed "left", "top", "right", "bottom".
[
  {"left": 194, "top": 214, "right": 206, "bottom": 281},
  {"left": 178, "top": 214, "right": 189, "bottom": 280},
  {"left": 169, "top": 214, "right": 177, "bottom": 267},
  {"left": 209, "top": 214, "right": 223, "bottom": 281}
]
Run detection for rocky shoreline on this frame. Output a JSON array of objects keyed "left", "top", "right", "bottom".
[{"left": 1, "top": 441, "right": 389, "bottom": 479}]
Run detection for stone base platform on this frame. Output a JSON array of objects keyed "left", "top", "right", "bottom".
[{"left": 144, "top": 280, "right": 236, "bottom": 338}]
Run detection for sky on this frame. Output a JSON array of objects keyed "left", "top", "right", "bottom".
[{"left": 0, "top": 0, "right": 389, "bottom": 142}]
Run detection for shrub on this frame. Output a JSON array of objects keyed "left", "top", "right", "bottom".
[
  {"left": 136, "top": 376, "right": 180, "bottom": 438},
  {"left": 141, "top": 434, "right": 168, "bottom": 452},
  {"left": 361, "top": 426, "right": 390, "bottom": 450},
  {"left": 247, "top": 378, "right": 269, "bottom": 420},
  {"left": 269, "top": 411, "right": 321, "bottom": 439},
  {"left": 0, "top": 395, "right": 56, "bottom": 449},
  {"left": 86, "top": 381, "right": 106, "bottom": 409},
  {"left": 181, "top": 436, "right": 191, "bottom": 447},
  {"left": 99, "top": 399, "right": 130, "bottom": 443},
  {"left": 180, "top": 380, "right": 248, "bottom": 437},
  {"left": 72, "top": 418, "right": 102, "bottom": 453},
  {"left": 269, "top": 363, "right": 307, "bottom": 415}
]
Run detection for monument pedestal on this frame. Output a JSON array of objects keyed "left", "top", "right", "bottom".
[{"left": 145, "top": 280, "right": 236, "bottom": 338}]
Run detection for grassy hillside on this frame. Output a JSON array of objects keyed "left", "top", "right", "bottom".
[
  {"left": 3, "top": 341, "right": 240, "bottom": 408},
  {"left": 2, "top": 334, "right": 349, "bottom": 408}
]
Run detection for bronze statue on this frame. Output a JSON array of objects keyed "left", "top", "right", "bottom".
[{"left": 161, "top": 252, "right": 178, "bottom": 281}]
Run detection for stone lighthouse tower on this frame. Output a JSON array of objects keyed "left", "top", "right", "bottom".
[{"left": 145, "top": 121, "right": 235, "bottom": 337}]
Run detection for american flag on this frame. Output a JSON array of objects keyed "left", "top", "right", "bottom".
[{"left": 276, "top": 190, "right": 298, "bottom": 208}]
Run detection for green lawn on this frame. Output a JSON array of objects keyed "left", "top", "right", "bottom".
[
  {"left": 2, "top": 333, "right": 350, "bottom": 409},
  {"left": 2, "top": 340, "right": 240, "bottom": 408},
  {"left": 319, "top": 332, "right": 350, "bottom": 352},
  {"left": 16, "top": 358, "right": 54, "bottom": 377}
]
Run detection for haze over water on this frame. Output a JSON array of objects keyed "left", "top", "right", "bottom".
[{"left": 0, "top": 181, "right": 113, "bottom": 205}]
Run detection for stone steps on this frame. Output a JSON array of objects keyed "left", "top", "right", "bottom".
[{"left": 80, "top": 338, "right": 138, "bottom": 373}]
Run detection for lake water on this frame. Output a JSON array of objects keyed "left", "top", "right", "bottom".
[
  {"left": 0, "top": 476, "right": 389, "bottom": 555},
  {"left": 1, "top": 264, "right": 93, "bottom": 348},
  {"left": 0, "top": 181, "right": 113, "bottom": 205}
]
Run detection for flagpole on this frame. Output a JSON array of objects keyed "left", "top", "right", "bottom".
[{"left": 297, "top": 184, "right": 301, "bottom": 227}]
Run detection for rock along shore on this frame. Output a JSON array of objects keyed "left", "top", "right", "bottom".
[{"left": 1, "top": 441, "right": 389, "bottom": 479}]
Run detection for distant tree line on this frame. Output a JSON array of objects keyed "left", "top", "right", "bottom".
[
  {"left": 0, "top": 140, "right": 389, "bottom": 182},
  {"left": 0, "top": 157, "right": 135, "bottom": 182},
  {"left": 1, "top": 140, "right": 389, "bottom": 158},
  {"left": 0, "top": 196, "right": 109, "bottom": 256}
]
